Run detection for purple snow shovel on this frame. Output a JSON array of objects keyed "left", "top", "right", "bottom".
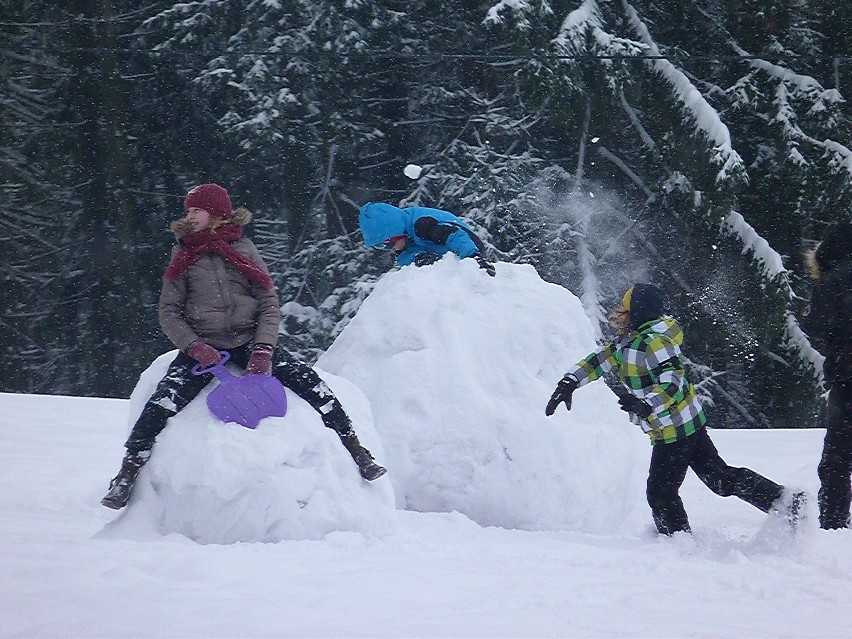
[{"left": 191, "top": 351, "right": 287, "bottom": 429}]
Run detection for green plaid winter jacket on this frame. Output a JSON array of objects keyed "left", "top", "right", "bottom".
[{"left": 564, "top": 316, "right": 706, "bottom": 445}]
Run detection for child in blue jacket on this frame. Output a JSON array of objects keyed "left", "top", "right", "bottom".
[{"left": 359, "top": 202, "right": 495, "bottom": 276}]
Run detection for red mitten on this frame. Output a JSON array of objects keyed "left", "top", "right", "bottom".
[
  {"left": 187, "top": 341, "right": 222, "bottom": 368},
  {"left": 245, "top": 343, "right": 274, "bottom": 375}
]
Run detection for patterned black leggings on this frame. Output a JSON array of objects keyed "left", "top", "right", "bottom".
[{"left": 125, "top": 342, "right": 357, "bottom": 453}]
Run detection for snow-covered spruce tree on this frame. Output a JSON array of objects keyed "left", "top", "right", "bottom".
[
  {"left": 539, "top": 1, "right": 662, "bottom": 334},
  {"left": 616, "top": 0, "right": 804, "bottom": 427},
  {"left": 0, "top": 0, "right": 74, "bottom": 393},
  {"left": 617, "top": 0, "right": 849, "bottom": 427},
  {"left": 721, "top": 0, "right": 852, "bottom": 261},
  {"left": 276, "top": 0, "right": 555, "bottom": 357},
  {"left": 144, "top": 1, "right": 456, "bottom": 359},
  {"left": 623, "top": 1, "right": 833, "bottom": 428},
  {"left": 483, "top": 0, "right": 835, "bottom": 427},
  {"left": 337, "top": 3, "right": 539, "bottom": 265},
  {"left": 814, "top": 0, "right": 852, "bottom": 95},
  {"left": 711, "top": 0, "right": 851, "bottom": 426},
  {"left": 1, "top": 1, "right": 176, "bottom": 396},
  {"left": 397, "top": 62, "right": 551, "bottom": 265},
  {"left": 77, "top": 0, "right": 841, "bottom": 420},
  {"left": 672, "top": 0, "right": 851, "bottom": 427}
]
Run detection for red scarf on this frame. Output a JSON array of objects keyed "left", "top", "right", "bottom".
[{"left": 163, "top": 224, "right": 274, "bottom": 289}]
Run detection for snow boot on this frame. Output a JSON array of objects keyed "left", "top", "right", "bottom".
[
  {"left": 341, "top": 434, "right": 387, "bottom": 481},
  {"left": 101, "top": 449, "right": 151, "bottom": 510},
  {"left": 328, "top": 409, "right": 387, "bottom": 482},
  {"left": 772, "top": 489, "right": 808, "bottom": 530},
  {"left": 353, "top": 448, "right": 387, "bottom": 481}
]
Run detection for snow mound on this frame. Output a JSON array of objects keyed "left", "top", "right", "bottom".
[
  {"left": 319, "top": 257, "right": 648, "bottom": 533},
  {"left": 101, "top": 351, "right": 395, "bottom": 544}
]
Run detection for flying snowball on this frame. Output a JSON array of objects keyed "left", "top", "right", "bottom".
[{"left": 403, "top": 164, "right": 423, "bottom": 179}]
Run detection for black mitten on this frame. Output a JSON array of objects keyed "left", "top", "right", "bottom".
[
  {"left": 414, "top": 253, "right": 439, "bottom": 267},
  {"left": 475, "top": 255, "right": 496, "bottom": 277},
  {"left": 618, "top": 394, "right": 652, "bottom": 419},
  {"left": 545, "top": 377, "right": 578, "bottom": 416}
]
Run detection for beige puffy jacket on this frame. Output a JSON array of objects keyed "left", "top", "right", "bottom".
[{"left": 158, "top": 210, "right": 280, "bottom": 352}]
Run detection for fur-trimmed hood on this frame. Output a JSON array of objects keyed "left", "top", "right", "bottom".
[
  {"left": 805, "top": 221, "right": 852, "bottom": 279},
  {"left": 170, "top": 207, "right": 253, "bottom": 238}
]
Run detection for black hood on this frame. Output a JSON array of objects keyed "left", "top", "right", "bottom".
[
  {"left": 629, "top": 283, "right": 671, "bottom": 330},
  {"left": 815, "top": 221, "right": 852, "bottom": 272}
]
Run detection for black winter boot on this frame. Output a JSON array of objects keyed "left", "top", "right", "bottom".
[
  {"left": 324, "top": 406, "right": 387, "bottom": 481},
  {"left": 353, "top": 447, "right": 387, "bottom": 481},
  {"left": 772, "top": 489, "right": 808, "bottom": 530},
  {"left": 101, "top": 449, "right": 151, "bottom": 510},
  {"left": 339, "top": 433, "right": 386, "bottom": 481}
]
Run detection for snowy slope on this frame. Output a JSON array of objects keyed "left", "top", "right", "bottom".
[
  {"left": 1, "top": 259, "right": 850, "bottom": 637},
  {"left": 1, "top": 393, "right": 850, "bottom": 638}
]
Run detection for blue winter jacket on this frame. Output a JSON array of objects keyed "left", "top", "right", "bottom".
[{"left": 359, "top": 202, "right": 482, "bottom": 266}]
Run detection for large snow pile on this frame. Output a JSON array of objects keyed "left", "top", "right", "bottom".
[
  {"left": 319, "top": 257, "right": 648, "bottom": 533},
  {"left": 101, "top": 352, "right": 395, "bottom": 544}
]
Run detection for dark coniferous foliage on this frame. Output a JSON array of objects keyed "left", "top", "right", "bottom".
[
  {"left": 1, "top": 1, "right": 849, "bottom": 429},
  {"left": 0, "top": 0, "right": 71, "bottom": 392}
]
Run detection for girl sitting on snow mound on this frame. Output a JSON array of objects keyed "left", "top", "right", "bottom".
[
  {"left": 545, "top": 283, "right": 805, "bottom": 535},
  {"left": 102, "top": 183, "right": 385, "bottom": 510}
]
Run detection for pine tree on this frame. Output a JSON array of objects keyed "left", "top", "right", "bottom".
[
  {"left": 482, "top": 0, "right": 846, "bottom": 427},
  {"left": 0, "top": 0, "right": 72, "bottom": 392},
  {"left": 3, "top": 0, "right": 849, "bottom": 412}
]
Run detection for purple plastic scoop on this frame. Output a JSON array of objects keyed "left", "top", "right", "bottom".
[{"left": 192, "top": 351, "right": 287, "bottom": 429}]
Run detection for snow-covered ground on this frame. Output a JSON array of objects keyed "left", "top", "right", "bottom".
[{"left": 1, "top": 259, "right": 849, "bottom": 637}]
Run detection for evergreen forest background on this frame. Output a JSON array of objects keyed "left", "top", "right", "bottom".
[{"left": 3, "top": 0, "right": 851, "bottom": 430}]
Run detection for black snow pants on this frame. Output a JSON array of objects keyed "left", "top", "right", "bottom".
[
  {"left": 124, "top": 342, "right": 361, "bottom": 456},
  {"left": 818, "top": 382, "right": 852, "bottom": 529},
  {"left": 646, "top": 427, "right": 784, "bottom": 535}
]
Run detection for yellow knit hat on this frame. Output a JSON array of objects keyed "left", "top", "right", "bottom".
[{"left": 622, "top": 286, "right": 634, "bottom": 311}]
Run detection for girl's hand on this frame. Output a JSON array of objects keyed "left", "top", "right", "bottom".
[
  {"left": 245, "top": 343, "right": 274, "bottom": 375},
  {"left": 187, "top": 341, "right": 222, "bottom": 367}
]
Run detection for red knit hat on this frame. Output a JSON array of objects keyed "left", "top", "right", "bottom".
[{"left": 184, "top": 183, "right": 232, "bottom": 218}]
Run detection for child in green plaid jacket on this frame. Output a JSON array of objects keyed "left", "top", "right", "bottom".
[{"left": 546, "top": 283, "right": 805, "bottom": 535}]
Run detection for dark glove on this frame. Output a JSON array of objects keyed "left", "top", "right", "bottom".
[
  {"left": 618, "top": 394, "right": 653, "bottom": 419},
  {"left": 475, "top": 255, "right": 496, "bottom": 277},
  {"left": 245, "top": 343, "right": 274, "bottom": 375},
  {"left": 414, "top": 252, "right": 439, "bottom": 267},
  {"left": 187, "top": 341, "right": 223, "bottom": 368},
  {"left": 545, "top": 377, "right": 578, "bottom": 416}
]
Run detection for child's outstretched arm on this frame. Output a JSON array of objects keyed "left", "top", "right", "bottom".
[
  {"left": 567, "top": 341, "right": 619, "bottom": 387},
  {"left": 546, "top": 341, "right": 618, "bottom": 416}
]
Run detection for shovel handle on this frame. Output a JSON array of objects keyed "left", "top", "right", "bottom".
[{"left": 191, "top": 350, "right": 232, "bottom": 379}]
